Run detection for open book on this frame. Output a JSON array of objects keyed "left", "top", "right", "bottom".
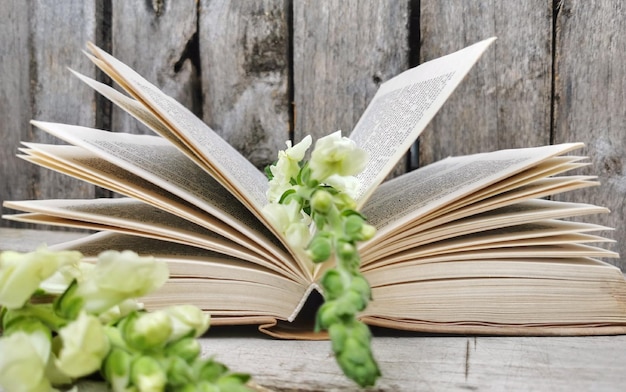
[{"left": 4, "top": 38, "right": 626, "bottom": 338}]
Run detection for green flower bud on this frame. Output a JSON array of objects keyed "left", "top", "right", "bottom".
[
  {"left": 307, "top": 234, "right": 333, "bottom": 263},
  {"left": 163, "top": 304, "right": 210, "bottom": 341},
  {"left": 337, "top": 241, "right": 357, "bottom": 261},
  {"left": 103, "top": 347, "right": 132, "bottom": 392},
  {"left": 54, "top": 279, "right": 85, "bottom": 320},
  {"left": 359, "top": 223, "right": 376, "bottom": 241},
  {"left": 350, "top": 275, "right": 372, "bottom": 302},
  {"left": 320, "top": 269, "right": 345, "bottom": 300},
  {"left": 310, "top": 189, "right": 333, "bottom": 214},
  {"left": 165, "top": 337, "right": 201, "bottom": 363},
  {"left": 334, "top": 193, "right": 357, "bottom": 211},
  {"left": 123, "top": 311, "right": 172, "bottom": 351},
  {"left": 328, "top": 323, "right": 349, "bottom": 354},
  {"left": 344, "top": 289, "right": 367, "bottom": 312},
  {"left": 315, "top": 302, "right": 339, "bottom": 331},
  {"left": 131, "top": 356, "right": 167, "bottom": 392},
  {"left": 195, "top": 381, "right": 220, "bottom": 392},
  {"left": 194, "top": 358, "right": 228, "bottom": 383},
  {"left": 165, "top": 356, "right": 194, "bottom": 387},
  {"left": 216, "top": 373, "right": 252, "bottom": 391},
  {"left": 344, "top": 214, "right": 364, "bottom": 237},
  {"left": 336, "top": 334, "right": 380, "bottom": 387}
]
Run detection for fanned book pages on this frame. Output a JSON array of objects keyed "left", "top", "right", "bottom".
[{"left": 5, "top": 38, "right": 626, "bottom": 338}]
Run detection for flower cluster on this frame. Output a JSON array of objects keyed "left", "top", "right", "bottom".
[
  {"left": 263, "top": 131, "right": 380, "bottom": 387},
  {"left": 0, "top": 247, "right": 251, "bottom": 392}
]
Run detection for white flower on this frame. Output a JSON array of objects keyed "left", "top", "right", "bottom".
[
  {"left": 0, "top": 248, "right": 82, "bottom": 309},
  {"left": 262, "top": 200, "right": 312, "bottom": 249},
  {"left": 98, "top": 298, "right": 144, "bottom": 325},
  {"left": 75, "top": 250, "right": 169, "bottom": 314},
  {"left": 266, "top": 136, "right": 312, "bottom": 202},
  {"left": 0, "top": 330, "right": 53, "bottom": 392},
  {"left": 55, "top": 311, "right": 110, "bottom": 378},
  {"left": 309, "top": 131, "right": 368, "bottom": 181},
  {"left": 324, "top": 174, "right": 360, "bottom": 199},
  {"left": 163, "top": 304, "right": 211, "bottom": 341}
]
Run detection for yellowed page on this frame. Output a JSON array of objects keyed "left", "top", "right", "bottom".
[{"left": 350, "top": 38, "right": 496, "bottom": 204}]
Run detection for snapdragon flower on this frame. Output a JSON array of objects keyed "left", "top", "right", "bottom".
[
  {"left": 262, "top": 200, "right": 312, "bottom": 250},
  {"left": 72, "top": 250, "right": 169, "bottom": 315},
  {"left": 266, "top": 135, "right": 312, "bottom": 202},
  {"left": 309, "top": 131, "right": 368, "bottom": 181},
  {"left": 55, "top": 311, "right": 110, "bottom": 378},
  {"left": 0, "top": 330, "right": 53, "bottom": 392},
  {"left": 0, "top": 248, "right": 81, "bottom": 309}
]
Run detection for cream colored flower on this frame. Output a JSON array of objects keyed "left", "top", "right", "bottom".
[
  {"left": 0, "top": 330, "right": 53, "bottom": 392},
  {"left": 76, "top": 250, "right": 169, "bottom": 314},
  {"left": 262, "top": 200, "right": 312, "bottom": 249},
  {"left": 309, "top": 131, "right": 368, "bottom": 181},
  {"left": 324, "top": 174, "right": 360, "bottom": 199},
  {"left": 55, "top": 311, "right": 110, "bottom": 378},
  {"left": 266, "top": 136, "right": 312, "bottom": 202},
  {"left": 0, "top": 248, "right": 82, "bottom": 309},
  {"left": 163, "top": 304, "right": 211, "bottom": 341}
]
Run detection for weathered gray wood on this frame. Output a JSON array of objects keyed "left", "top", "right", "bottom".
[
  {"left": 553, "top": 1, "right": 626, "bottom": 269},
  {"left": 292, "top": 0, "right": 411, "bottom": 175},
  {"left": 419, "top": 1, "right": 552, "bottom": 164},
  {"left": 198, "top": 0, "right": 290, "bottom": 170},
  {"left": 111, "top": 0, "right": 199, "bottom": 135},
  {"left": 0, "top": 2, "right": 34, "bottom": 218},
  {"left": 0, "top": 1, "right": 98, "bottom": 228}
]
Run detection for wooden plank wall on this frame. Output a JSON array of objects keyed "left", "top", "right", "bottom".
[{"left": 1, "top": 1, "right": 624, "bottom": 268}]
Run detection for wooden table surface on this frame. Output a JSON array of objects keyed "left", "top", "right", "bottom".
[{"left": 2, "top": 227, "right": 626, "bottom": 391}]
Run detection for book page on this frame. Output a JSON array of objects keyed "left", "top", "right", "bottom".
[
  {"left": 85, "top": 43, "right": 270, "bottom": 214},
  {"left": 23, "top": 124, "right": 302, "bottom": 274},
  {"left": 349, "top": 38, "right": 496, "bottom": 204},
  {"left": 50, "top": 232, "right": 310, "bottom": 322},
  {"left": 361, "top": 143, "right": 583, "bottom": 237},
  {"left": 362, "top": 199, "right": 611, "bottom": 266},
  {"left": 3, "top": 197, "right": 307, "bottom": 282}
]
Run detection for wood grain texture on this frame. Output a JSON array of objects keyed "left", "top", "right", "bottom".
[
  {"left": 111, "top": 0, "right": 199, "bottom": 135},
  {"left": 418, "top": 1, "right": 552, "bottom": 165},
  {"left": 0, "top": 1, "right": 98, "bottom": 228},
  {"left": 0, "top": 2, "right": 34, "bottom": 214},
  {"left": 292, "top": 0, "right": 410, "bottom": 175},
  {"left": 553, "top": 1, "right": 626, "bottom": 269},
  {"left": 198, "top": 0, "right": 290, "bottom": 170}
]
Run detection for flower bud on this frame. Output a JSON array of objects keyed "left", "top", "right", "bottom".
[
  {"left": 334, "top": 193, "right": 357, "bottom": 211},
  {"left": 131, "top": 356, "right": 167, "bottom": 392},
  {"left": 165, "top": 356, "right": 194, "bottom": 387},
  {"left": 307, "top": 234, "right": 332, "bottom": 263},
  {"left": 193, "top": 358, "right": 228, "bottom": 383},
  {"left": 310, "top": 189, "right": 333, "bottom": 214},
  {"left": 163, "top": 305, "right": 210, "bottom": 341},
  {"left": 337, "top": 241, "right": 357, "bottom": 263},
  {"left": 359, "top": 223, "right": 377, "bottom": 241},
  {"left": 165, "top": 337, "right": 201, "bottom": 363},
  {"left": 328, "top": 323, "right": 349, "bottom": 354},
  {"left": 320, "top": 270, "right": 345, "bottom": 300},
  {"left": 336, "top": 333, "right": 380, "bottom": 387},
  {"left": 343, "top": 214, "right": 364, "bottom": 237},
  {"left": 122, "top": 311, "right": 172, "bottom": 351},
  {"left": 349, "top": 275, "right": 372, "bottom": 302},
  {"left": 103, "top": 347, "right": 132, "bottom": 392}
]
